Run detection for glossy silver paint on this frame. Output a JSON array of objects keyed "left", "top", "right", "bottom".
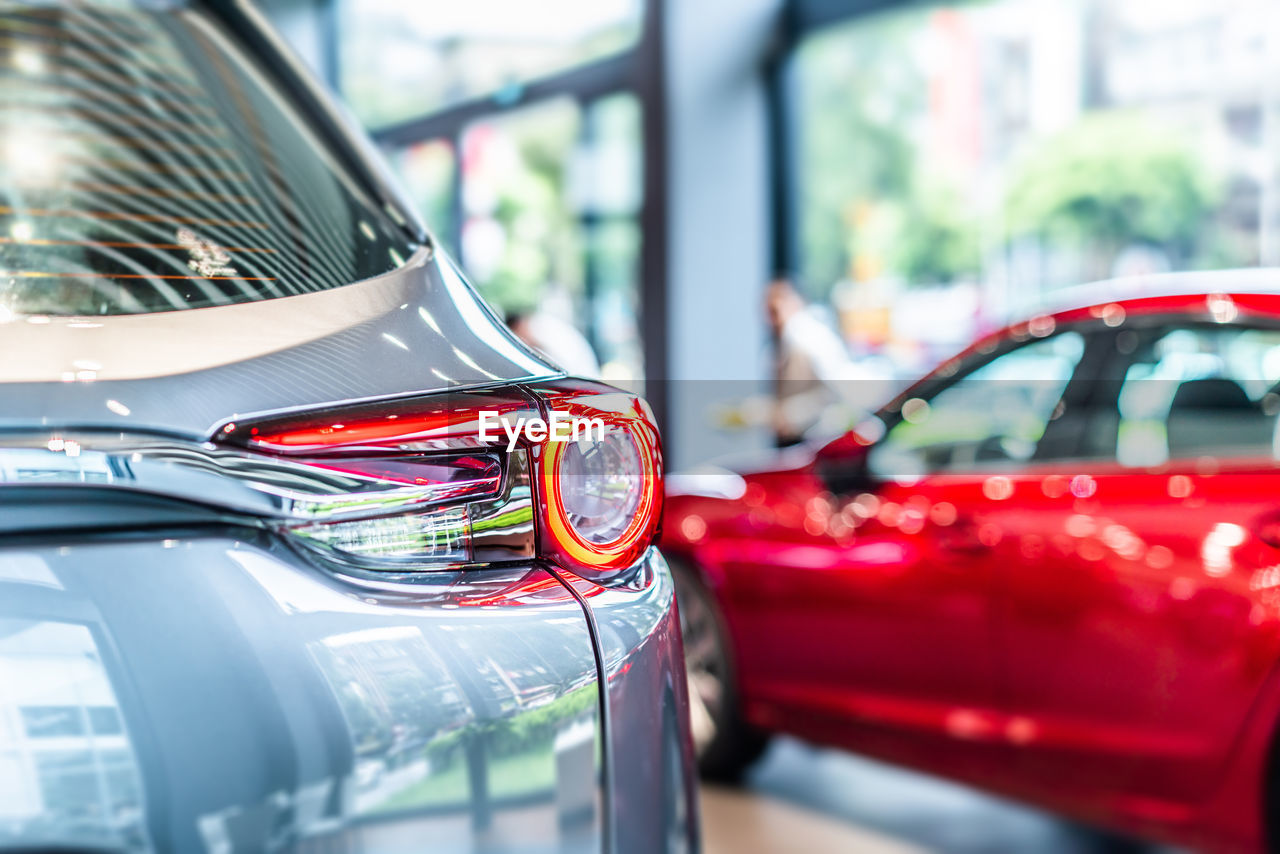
[
  {"left": 586, "top": 554, "right": 699, "bottom": 853},
  {"left": 0, "top": 419, "right": 695, "bottom": 853},
  {"left": 0, "top": 250, "right": 558, "bottom": 438},
  {"left": 0, "top": 436, "right": 539, "bottom": 569},
  {"left": 0, "top": 535, "right": 603, "bottom": 852},
  {"left": 0, "top": 3, "right": 696, "bottom": 851},
  {"left": 0, "top": 535, "right": 687, "bottom": 854}
]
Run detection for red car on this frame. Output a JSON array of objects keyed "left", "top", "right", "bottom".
[{"left": 663, "top": 286, "right": 1280, "bottom": 852}]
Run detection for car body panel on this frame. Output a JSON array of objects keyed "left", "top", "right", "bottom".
[
  {"left": 563, "top": 554, "right": 698, "bottom": 854},
  {"left": 0, "top": 4, "right": 693, "bottom": 852},
  {"left": 663, "top": 290, "right": 1280, "bottom": 851},
  {"left": 0, "top": 534, "right": 689, "bottom": 854},
  {"left": 986, "top": 463, "right": 1280, "bottom": 806},
  {"left": 0, "top": 249, "right": 558, "bottom": 438}
]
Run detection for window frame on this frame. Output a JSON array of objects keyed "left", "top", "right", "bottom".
[
  {"left": 368, "top": 66, "right": 647, "bottom": 329},
  {"left": 271, "top": 0, "right": 670, "bottom": 431},
  {"left": 1086, "top": 318, "right": 1280, "bottom": 468},
  {"left": 865, "top": 325, "right": 1103, "bottom": 476},
  {"left": 864, "top": 312, "right": 1280, "bottom": 477}
]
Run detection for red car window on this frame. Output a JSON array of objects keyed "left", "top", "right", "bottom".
[
  {"left": 869, "top": 331, "right": 1087, "bottom": 476},
  {"left": 1115, "top": 325, "right": 1280, "bottom": 466}
]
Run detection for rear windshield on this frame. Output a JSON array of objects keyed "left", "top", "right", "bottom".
[{"left": 0, "top": 2, "right": 417, "bottom": 316}]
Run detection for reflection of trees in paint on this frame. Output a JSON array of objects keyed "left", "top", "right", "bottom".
[{"left": 310, "top": 622, "right": 598, "bottom": 822}]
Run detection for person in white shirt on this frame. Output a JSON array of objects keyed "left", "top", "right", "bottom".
[{"left": 767, "top": 278, "right": 884, "bottom": 446}]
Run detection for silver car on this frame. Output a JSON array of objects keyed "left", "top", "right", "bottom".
[{"left": 0, "top": 2, "right": 696, "bottom": 852}]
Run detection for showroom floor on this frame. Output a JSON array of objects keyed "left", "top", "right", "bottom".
[{"left": 700, "top": 739, "right": 1185, "bottom": 854}]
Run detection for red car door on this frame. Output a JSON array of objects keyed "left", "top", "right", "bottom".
[
  {"left": 728, "top": 329, "right": 1091, "bottom": 780},
  {"left": 984, "top": 319, "right": 1280, "bottom": 820}
]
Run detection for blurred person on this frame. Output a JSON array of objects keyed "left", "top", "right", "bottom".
[
  {"left": 767, "top": 277, "right": 882, "bottom": 446},
  {"left": 508, "top": 308, "right": 601, "bottom": 378}
]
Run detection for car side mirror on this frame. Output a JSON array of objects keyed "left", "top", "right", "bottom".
[{"left": 814, "top": 429, "right": 878, "bottom": 495}]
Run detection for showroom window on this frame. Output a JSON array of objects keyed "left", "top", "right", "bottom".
[
  {"left": 459, "top": 93, "right": 645, "bottom": 383},
  {"left": 337, "top": 0, "right": 644, "bottom": 129},
  {"left": 371, "top": 70, "right": 648, "bottom": 384},
  {"left": 391, "top": 94, "right": 646, "bottom": 383},
  {"left": 390, "top": 139, "right": 458, "bottom": 250},
  {"left": 459, "top": 99, "right": 585, "bottom": 316},
  {"left": 262, "top": 0, "right": 659, "bottom": 388},
  {"left": 789, "top": 0, "right": 1280, "bottom": 368}
]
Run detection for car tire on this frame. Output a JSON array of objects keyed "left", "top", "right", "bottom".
[
  {"left": 1267, "top": 720, "right": 1280, "bottom": 854},
  {"left": 670, "top": 557, "right": 771, "bottom": 783}
]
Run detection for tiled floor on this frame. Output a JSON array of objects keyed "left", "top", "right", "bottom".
[
  {"left": 702, "top": 785, "right": 926, "bottom": 854},
  {"left": 701, "top": 738, "right": 1181, "bottom": 854}
]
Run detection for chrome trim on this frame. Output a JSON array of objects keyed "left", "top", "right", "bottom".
[
  {"left": 0, "top": 433, "right": 499, "bottom": 523},
  {"left": 0, "top": 432, "right": 538, "bottom": 572},
  {"left": 291, "top": 451, "right": 537, "bottom": 572}
]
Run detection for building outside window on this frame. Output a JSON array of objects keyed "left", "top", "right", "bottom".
[
  {"left": 336, "top": 0, "right": 643, "bottom": 129},
  {"left": 315, "top": 0, "right": 651, "bottom": 386},
  {"left": 792, "top": 0, "right": 1280, "bottom": 374}
]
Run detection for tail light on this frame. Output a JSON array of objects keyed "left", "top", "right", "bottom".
[
  {"left": 530, "top": 382, "right": 663, "bottom": 574},
  {"left": 217, "top": 379, "right": 663, "bottom": 580}
]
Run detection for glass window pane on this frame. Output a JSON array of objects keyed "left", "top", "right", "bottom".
[
  {"left": 457, "top": 94, "right": 646, "bottom": 382},
  {"left": 795, "top": 0, "right": 1280, "bottom": 357},
  {"left": 88, "top": 705, "right": 122, "bottom": 736},
  {"left": 339, "top": 0, "right": 643, "bottom": 128},
  {"left": 588, "top": 219, "right": 643, "bottom": 382},
  {"left": 870, "top": 331, "right": 1086, "bottom": 474},
  {"left": 388, "top": 139, "right": 457, "bottom": 252},
  {"left": 460, "top": 99, "right": 584, "bottom": 314},
  {"left": 582, "top": 94, "right": 644, "bottom": 384},
  {"left": 571, "top": 95, "right": 643, "bottom": 216},
  {"left": 1117, "top": 326, "right": 1280, "bottom": 465},
  {"left": 21, "top": 706, "right": 84, "bottom": 738}
]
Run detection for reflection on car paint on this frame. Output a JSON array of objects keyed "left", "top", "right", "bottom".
[
  {"left": 0, "top": 615, "right": 150, "bottom": 852},
  {"left": 0, "top": 538, "right": 613, "bottom": 853},
  {"left": 0, "top": 251, "right": 558, "bottom": 435},
  {"left": 572, "top": 554, "right": 697, "bottom": 854}
]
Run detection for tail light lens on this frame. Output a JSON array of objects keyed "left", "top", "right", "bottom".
[
  {"left": 531, "top": 383, "right": 663, "bottom": 574},
  {"left": 217, "top": 380, "right": 663, "bottom": 580}
]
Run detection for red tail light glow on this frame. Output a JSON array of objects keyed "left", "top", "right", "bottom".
[
  {"left": 532, "top": 386, "right": 663, "bottom": 575},
  {"left": 217, "top": 380, "right": 663, "bottom": 580},
  {"left": 238, "top": 390, "right": 540, "bottom": 453}
]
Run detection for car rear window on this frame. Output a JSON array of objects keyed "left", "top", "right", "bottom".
[{"left": 0, "top": 2, "right": 417, "bottom": 316}]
